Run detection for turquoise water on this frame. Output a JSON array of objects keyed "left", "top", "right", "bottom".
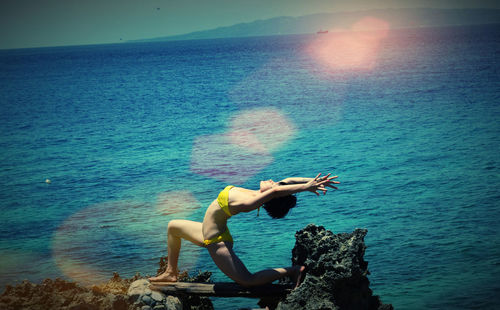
[{"left": 1, "top": 24, "right": 499, "bottom": 309}]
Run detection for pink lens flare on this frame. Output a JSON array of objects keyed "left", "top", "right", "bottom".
[
  {"left": 306, "top": 17, "right": 390, "bottom": 72},
  {"left": 156, "top": 190, "right": 202, "bottom": 216},
  {"left": 52, "top": 199, "right": 201, "bottom": 285},
  {"left": 228, "top": 108, "right": 296, "bottom": 153},
  {"left": 226, "top": 129, "right": 267, "bottom": 153},
  {"left": 52, "top": 201, "right": 148, "bottom": 285},
  {"left": 190, "top": 133, "right": 273, "bottom": 184}
]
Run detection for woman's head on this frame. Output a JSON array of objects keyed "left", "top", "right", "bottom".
[
  {"left": 259, "top": 179, "right": 297, "bottom": 218},
  {"left": 263, "top": 195, "right": 297, "bottom": 219}
]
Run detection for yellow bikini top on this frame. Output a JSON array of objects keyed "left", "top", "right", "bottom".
[
  {"left": 217, "top": 185, "right": 234, "bottom": 217},
  {"left": 217, "top": 185, "right": 261, "bottom": 217}
]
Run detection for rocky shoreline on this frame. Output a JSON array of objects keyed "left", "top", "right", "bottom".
[{"left": 0, "top": 224, "right": 392, "bottom": 310}]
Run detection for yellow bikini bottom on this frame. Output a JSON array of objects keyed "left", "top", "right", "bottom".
[{"left": 203, "top": 229, "right": 233, "bottom": 246}]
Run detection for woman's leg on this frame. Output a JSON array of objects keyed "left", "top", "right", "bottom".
[
  {"left": 149, "top": 220, "right": 205, "bottom": 282},
  {"left": 206, "top": 242, "right": 305, "bottom": 287}
]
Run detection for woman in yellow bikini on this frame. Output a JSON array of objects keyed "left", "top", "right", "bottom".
[{"left": 149, "top": 173, "right": 339, "bottom": 287}]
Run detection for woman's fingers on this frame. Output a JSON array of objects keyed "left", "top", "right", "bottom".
[
  {"left": 325, "top": 180, "right": 340, "bottom": 187},
  {"left": 326, "top": 176, "right": 340, "bottom": 185},
  {"left": 318, "top": 174, "right": 338, "bottom": 182},
  {"left": 318, "top": 179, "right": 334, "bottom": 186},
  {"left": 317, "top": 185, "right": 329, "bottom": 195},
  {"left": 312, "top": 173, "right": 339, "bottom": 194}
]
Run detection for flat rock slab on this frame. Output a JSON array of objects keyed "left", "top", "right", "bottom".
[{"left": 150, "top": 282, "right": 293, "bottom": 298}]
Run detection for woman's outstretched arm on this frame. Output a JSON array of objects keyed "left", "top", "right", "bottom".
[
  {"left": 280, "top": 175, "right": 339, "bottom": 188},
  {"left": 277, "top": 173, "right": 339, "bottom": 196},
  {"left": 278, "top": 177, "right": 313, "bottom": 184}
]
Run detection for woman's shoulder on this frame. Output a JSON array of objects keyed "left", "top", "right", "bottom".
[
  {"left": 231, "top": 186, "right": 258, "bottom": 195},
  {"left": 228, "top": 187, "right": 258, "bottom": 211}
]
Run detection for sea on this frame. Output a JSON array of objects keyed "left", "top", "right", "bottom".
[{"left": 0, "top": 23, "right": 499, "bottom": 309}]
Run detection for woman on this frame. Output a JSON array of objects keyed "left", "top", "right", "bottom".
[{"left": 149, "top": 173, "right": 339, "bottom": 287}]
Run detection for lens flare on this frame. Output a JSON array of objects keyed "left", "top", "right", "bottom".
[
  {"left": 52, "top": 198, "right": 202, "bottom": 285},
  {"left": 226, "top": 129, "right": 267, "bottom": 153},
  {"left": 228, "top": 108, "right": 295, "bottom": 153},
  {"left": 156, "top": 190, "right": 201, "bottom": 216},
  {"left": 52, "top": 201, "right": 145, "bottom": 285},
  {"left": 307, "top": 17, "right": 390, "bottom": 72},
  {"left": 190, "top": 133, "right": 273, "bottom": 184}
]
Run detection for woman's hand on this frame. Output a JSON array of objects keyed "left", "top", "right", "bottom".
[{"left": 305, "top": 173, "right": 340, "bottom": 196}]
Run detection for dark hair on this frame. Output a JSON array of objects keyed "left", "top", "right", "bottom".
[{"left": 263, "top": 195, "right": 297, "bottom": 219}]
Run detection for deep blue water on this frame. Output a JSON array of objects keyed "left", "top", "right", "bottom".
[{"left": 1, "top": 24, "right": 499, "bottom": 309}]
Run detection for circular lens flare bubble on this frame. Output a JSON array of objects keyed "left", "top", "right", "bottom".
[
  {"left": 190, "top": 132, "right": 274, "bottom": 184},
  {"left": 52, "top": 196, "right": 202, "bottom": 286},
  {"left": 307, "top": 17, "right": 390, "bottom": 72},
  {"left": 190, "top": 108, "right": 296, "bottom": 184},
  {"left": 228, "top": 108, "right": 295, "bottom": 153},
  {"left": 156, "top": 190, "right": 201, "bottom": 217},
  {"left": 52, "top": 201, "right": 146, "bottom": 286}
]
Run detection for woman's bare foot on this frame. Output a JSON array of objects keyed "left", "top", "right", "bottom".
[
  {"left": 291, "top": 266, "right": 306, "bottom": 288},
  {"left": 148, "top": 271, "right": 178, "bottom": 282}
]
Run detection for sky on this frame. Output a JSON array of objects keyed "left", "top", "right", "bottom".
[{"left": 0, "top": 0, "right": 499, "bottom": 49}]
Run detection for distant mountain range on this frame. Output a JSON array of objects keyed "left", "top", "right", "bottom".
[{"left": 133, "top": 8, "right": 500, "bottom": 42}]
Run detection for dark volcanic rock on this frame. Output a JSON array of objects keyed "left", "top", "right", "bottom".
[{"left": 277, "top": 224, "right": 392, "bottom": 310}]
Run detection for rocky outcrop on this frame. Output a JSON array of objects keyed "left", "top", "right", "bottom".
[
  {"left": 277, "top": 224, "right": 393, "bottom": 310},
  {"left": 127, "top": 270, "right": 213, "bottom": 310},
  {"left": 128, "top": 279, "right": 183, "bottom": 310},
  {"left": 0, "top": 268, "right": 213, "bottom": 310},
  {"left": 0, "top": 273, "right": 139, "bottom": 310}
]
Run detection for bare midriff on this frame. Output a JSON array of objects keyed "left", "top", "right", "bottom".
[{"left": 202, "top": 199, "right": 230, "bottom": 241}]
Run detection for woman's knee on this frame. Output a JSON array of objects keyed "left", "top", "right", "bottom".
[{"left": 167, "top": 220, "right": 182, "bottom": 234}]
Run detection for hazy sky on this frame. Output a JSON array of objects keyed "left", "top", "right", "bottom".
[{"left": 1, "top": 0, "right": 499, "bottom": 49}]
